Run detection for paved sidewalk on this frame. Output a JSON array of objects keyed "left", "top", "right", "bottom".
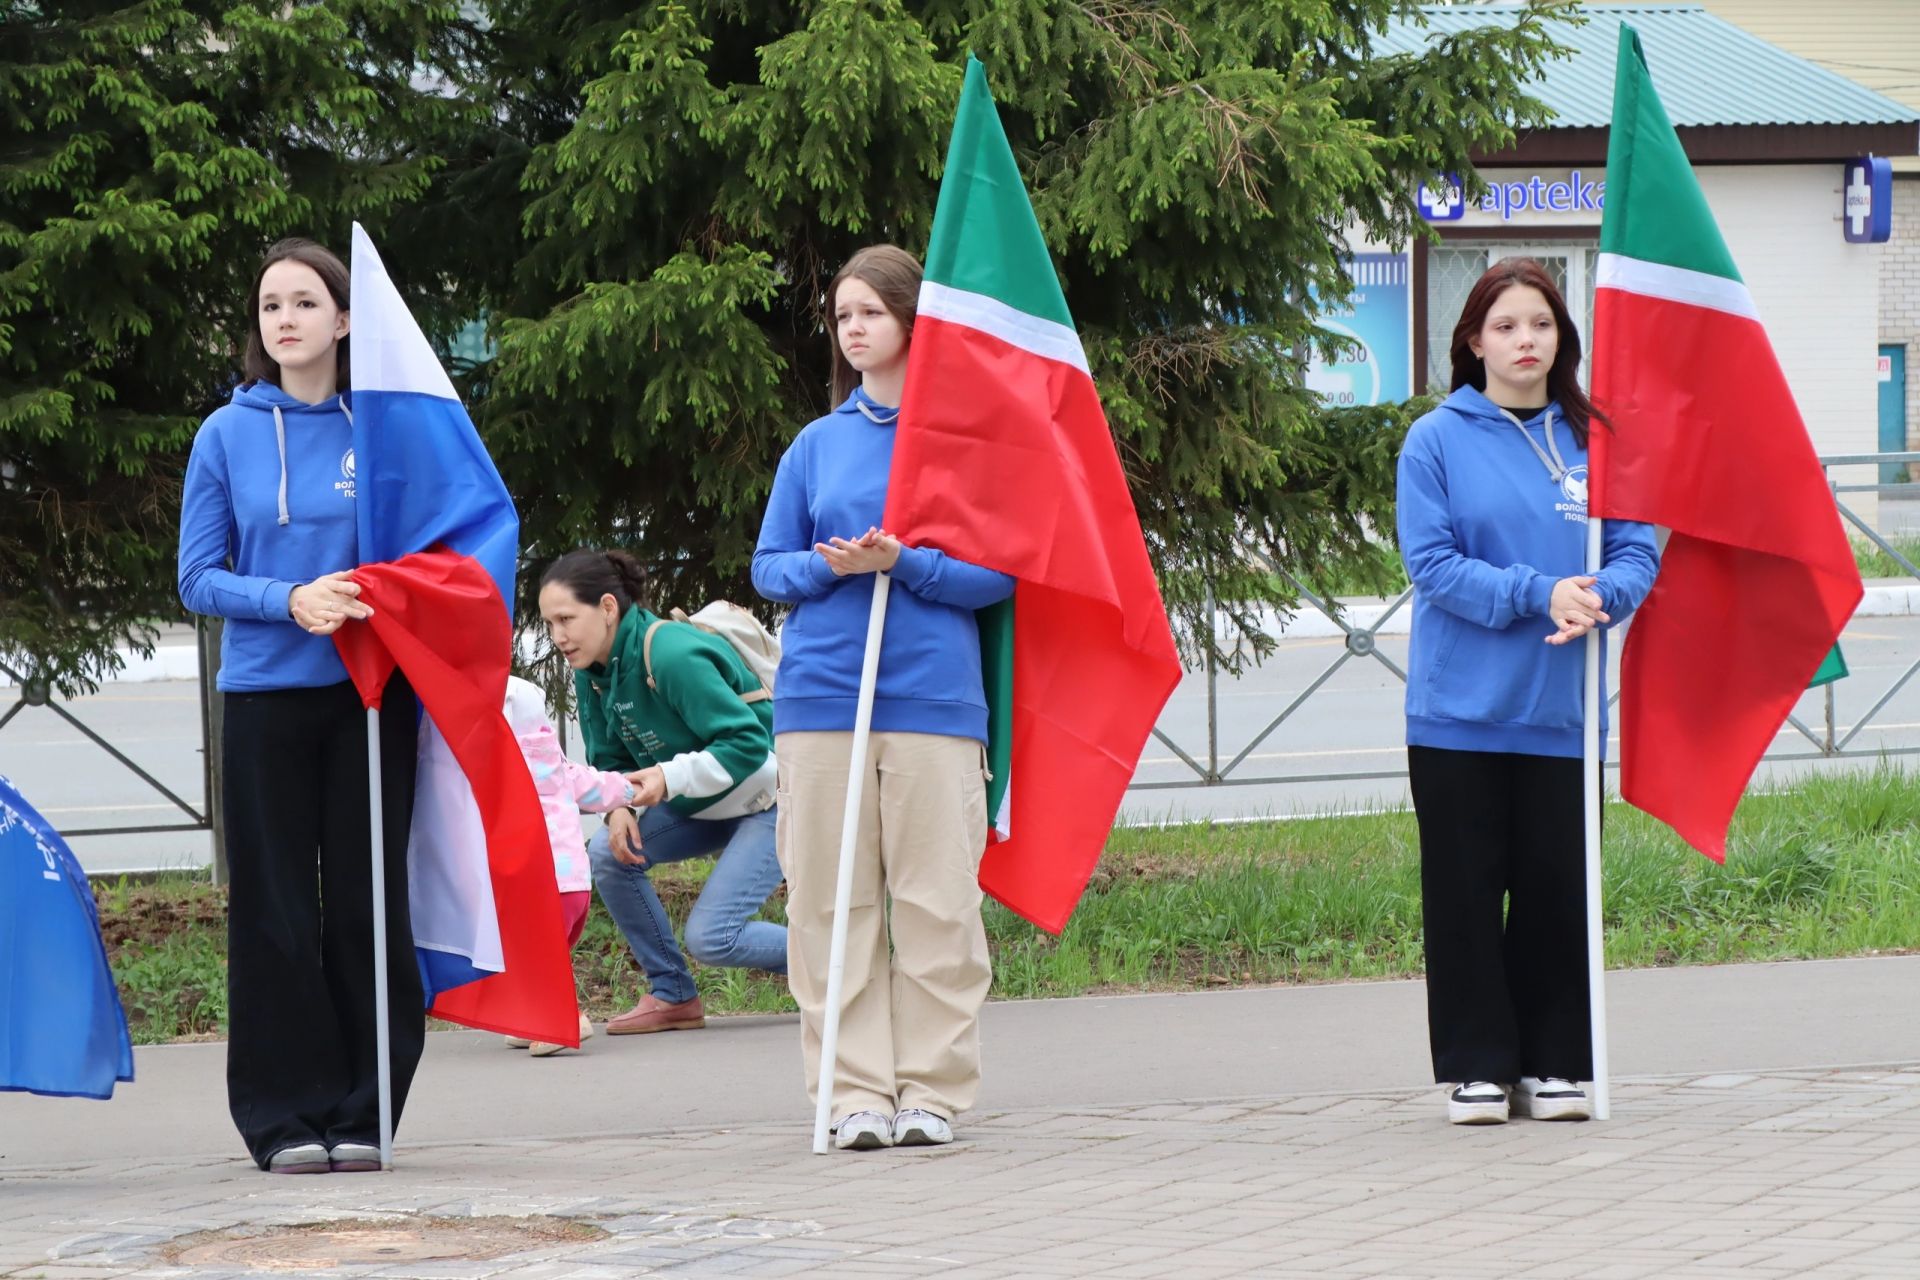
[{"left": 3, "top": 958, "right": 1917, "bottom": 1278}]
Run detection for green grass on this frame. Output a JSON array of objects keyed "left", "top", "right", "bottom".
[
  {"left": 93, "top": 873, "right": 229, "bottom": 1043},
  {"left": 114, "top": 933, "right": 230, "bottom": 1041},
  {"left": 1853, "top": 536, "right": 1920, "bottom": 580},
  {"left": 1012, "top": 765, "right": 1918, "bottom": 991},
  {"left": 97, "top": 765, "right": 1918, "bottom": 1042},
  {"left": 987, "top": 811, "right": 1424, "bottom": 995},
  {"left": 1291, "top": 543, "right": 1410, "bottom": 599},
  {"left": 1600, "top": 767, "right": 1920, "bottom": 966}
]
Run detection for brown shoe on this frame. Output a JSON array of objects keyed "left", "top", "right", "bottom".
[{"left": 605, "top": 994, "right": 706, "bottom": 1035}]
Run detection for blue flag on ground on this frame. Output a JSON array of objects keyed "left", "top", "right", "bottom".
[{"left": 0, "top": 776, "right": 134, "bottom": 1099}]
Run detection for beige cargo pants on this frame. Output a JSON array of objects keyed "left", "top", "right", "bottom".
[{"left": 775, "top": 730, "right": 992, "bottom": 1121}]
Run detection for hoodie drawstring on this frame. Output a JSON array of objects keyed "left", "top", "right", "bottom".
[
  {"left": 1496, "top": 405, "right": 1571, "bottom": 484},
  {"left": 272, "top": 404, "right": 289, "bottom": 526},
  {"left": 271, "top": 400, "right": 351, "bottom": 528}
]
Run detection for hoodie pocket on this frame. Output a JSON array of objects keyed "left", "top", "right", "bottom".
[
  {"left": 1409, "top": 616, "right": 1462, "bottom": 720},
  {"left": 1428, "top": 621, "right": 1462, "bottom": 687},
  {"left": 1427, "top": 621, "right": 1583, "bottom": 729}
]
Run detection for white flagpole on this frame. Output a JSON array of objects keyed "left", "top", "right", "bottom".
[
  {"left": 813, "top": 573, "right": 891, "bottom": 1154},
  {"left": 367, "top": 706, "right": 396, "bottom": 1169},
  {"left": 1583, "top": 515, "right": 1611, "bottom": 1121}
]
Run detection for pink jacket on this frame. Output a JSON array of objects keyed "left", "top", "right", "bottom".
[{"left": 505, "top": 677, "right": 631, "bottom": 893}]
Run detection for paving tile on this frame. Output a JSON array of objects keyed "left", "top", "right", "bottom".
[{"left": 6, "top": 1065, "right": 1920, "bottom": 1277}]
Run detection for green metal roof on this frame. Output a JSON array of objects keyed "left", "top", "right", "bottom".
[{"left": 1375, "top": 4, "right": 1920, "bottom": 130}]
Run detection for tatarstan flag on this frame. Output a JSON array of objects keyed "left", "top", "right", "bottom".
[
  {"left": 1589, "top": 26, "right": 1863, "bottom": 860},
  {"left": 886, "top": 56, "right": 1182, "bottom": 933}
]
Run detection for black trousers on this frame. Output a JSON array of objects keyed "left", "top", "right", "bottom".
[
  {"left": 222, "top": 676, "right": 424, "bottom": 1168},
  {"left": 1408, "top": 745, "right": 1594, "bottom": 1085}
]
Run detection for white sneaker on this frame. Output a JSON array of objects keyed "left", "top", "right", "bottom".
[
  {"left": 529, "top": 1013, "right": 596, "bottom": 1058},
  {"left": 1448, "top": 1081, "right": 1510, "bottom": 1125},
  {"left": 1513, "top": 1077, "right": 1592, "bottom": 1121},
  {"left": 267, "top": 1141, "right": 331, "bottom": 1174},
  {"left": 327, "top": 1140, "right": 381, "bottom": 1173},
  {"left": 832, "top": 1111, "right": 894, "bottom": 1151},
  {"left": 892, "top": 1108, "right": 953, "bottom": 1147},
  {"left": 504, "top": 1035, "right": 531, "bottom": 1049}
]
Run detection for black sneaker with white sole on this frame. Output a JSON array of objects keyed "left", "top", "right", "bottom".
[
  {"left": 1447, "top": 1081, "right": 1510, "bottom": 1125},
  {"left": 1513, "top": 1076, "right": 1592, "bottom": 1121}
]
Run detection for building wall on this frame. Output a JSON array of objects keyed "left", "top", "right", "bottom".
[
  {"left": 1404, "top": 164, "right": 1884, "bottom": 464},
  {"left": 1696, "top": 165, "right": 1881, "bottom": 467},
  {"left": 1882, "top": 176, "right": 1920, "bottom": 452},
  {"left": 1698, "top": 0, "right": 1919, "bottom": 492},
  {"left": 1694, "top": 1, "right": 1920, "bottom": 158}
]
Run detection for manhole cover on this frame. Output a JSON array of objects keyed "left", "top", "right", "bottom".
[{"left": 167, "top": 1216, "right": 605, "bottom": 1271}]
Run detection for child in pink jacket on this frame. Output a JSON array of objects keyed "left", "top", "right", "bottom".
[{"left": 504, "top": 676, "right": 634, "bottom": 1056}]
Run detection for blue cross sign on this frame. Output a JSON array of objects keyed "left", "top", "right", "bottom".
[
  {"left": 1843, "top": 157, "right": 1892, "bottom": 244},
  {"left": 1417, "top": 173, "right": 1465, "bottom": 222}
]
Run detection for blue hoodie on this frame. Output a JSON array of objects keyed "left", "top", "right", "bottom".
[
  {"left": 1396, "top": 386, "right": 1661, "bottom": 758},
  {"left": 178, "top": 382, "right": 360, "bottom": 692},
  {"left": 752, "top": 388, "right": 1016, "bottom": 741}
]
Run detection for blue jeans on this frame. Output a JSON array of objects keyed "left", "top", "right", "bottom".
[{"left": 588, "top": 806, "right": 786, "bottom": 1005}]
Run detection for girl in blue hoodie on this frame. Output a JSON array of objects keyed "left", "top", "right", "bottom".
[
  {"left": 753, "top": 245, "right": 1014, "bottom": 1152},
  {"left": 177, "top": 239, "right": 423, "bottom": 1175},
  {"left": 1396, "top": 258, "right": 1659, "bottom": 1127}
]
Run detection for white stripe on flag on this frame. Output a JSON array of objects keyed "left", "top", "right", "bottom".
[
  {"left": 350, "top": 223, "right": 460, "bottom": 400},
  {"left": 918, "top": 281, "right": 1089, "bottom": 375},
  {"left": 1595, "top": 253, "right": 1759, "bottom": 322},
  {"left": 992, "top": 773, "right": 1011, "bottom": 843},
  {"left": 405, "top": 716, "right": 504, "bottom": 974}
]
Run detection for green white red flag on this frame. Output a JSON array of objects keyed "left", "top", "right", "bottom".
[
  {"left": 1589, "top": 25, "right": 1863, "bottom": 860},
  {"left": 886, "top": 56, "right": 1182, "bottom": 933}
]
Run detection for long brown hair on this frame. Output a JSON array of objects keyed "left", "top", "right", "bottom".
[
  {"left": 1448, "top": 257, "right": 1604, "bottom": 446},
  {"left": 827, "top": 245, "right": 921, "bottom": 406},
  {"left": 242, "top": 238, "right": 351, "bottom": 390}
]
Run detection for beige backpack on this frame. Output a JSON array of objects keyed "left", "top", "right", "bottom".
[{"left": 643, "top": 602, "right": 779, "bottom": 704}]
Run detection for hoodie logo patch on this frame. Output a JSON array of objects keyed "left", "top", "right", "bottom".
[
  {"left": 1557, "top": 464, "right": 1588, "bottom": 522},
  {"left": 336, "top": 449, "right": 356, "bottom": 499}
]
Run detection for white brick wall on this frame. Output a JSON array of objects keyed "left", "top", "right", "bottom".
[
  {"left": 1696, "top": 166, "right": 1882, "bottom": 463},
  {"left": 1880, "top": 177, "right": 1919, "bottom": 454},
  {"left": 1691, "top": 166, "right": 1890, "bottom": 524}
]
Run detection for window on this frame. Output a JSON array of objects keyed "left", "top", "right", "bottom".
[{"left": 1425, "top": 242, "right": 1598, "bottom": 391}]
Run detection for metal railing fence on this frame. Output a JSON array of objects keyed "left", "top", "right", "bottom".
[{"left": 1134, "top": 451, "right": 1920, "bottom": 794}]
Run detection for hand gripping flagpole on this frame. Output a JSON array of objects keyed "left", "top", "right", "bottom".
[
  {"left": 813, "top": 573, "right": 891, "bottom": 1154},
  {"left": 368, "top": 706, "right": 396, "bottom": 1168},
  {"left": 1583, "top": 515, "right": 1611, "bottom": 1122}
]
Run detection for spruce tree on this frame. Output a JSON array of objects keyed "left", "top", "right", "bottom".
[
  {"left": 4, "top": 0, "right": 1577, "bottom": 692},
  {"left": 0, "top": 0, "right": 473, "bottom": 692},
  {"left": 466, "top": 0, "right": 1572, "bottom": 666}
]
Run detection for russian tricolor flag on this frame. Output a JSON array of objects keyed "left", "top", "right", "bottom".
[{"left": 333, "top": 224, "right": 579, "bottom": 1047}]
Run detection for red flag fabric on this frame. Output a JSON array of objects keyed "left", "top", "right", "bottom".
[
  {"left": 335, "top": 550, "right": 579, "bottom": 1043},
  {"left": 885, "top": 58, "right": 1182, "bottom": 932},
  {"left": 1589, "top": 26, "right": 1863, "bottom": 859}
]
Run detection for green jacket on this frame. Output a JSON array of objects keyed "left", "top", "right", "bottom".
[{"left": 575, "top": 606, "right": 777, "bottom": 818}]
